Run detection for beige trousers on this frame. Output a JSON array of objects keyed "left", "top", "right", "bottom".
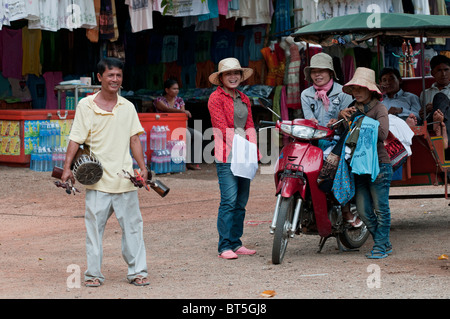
[{"left": 84, "top": 190, "right": 148, "bottom": 283}]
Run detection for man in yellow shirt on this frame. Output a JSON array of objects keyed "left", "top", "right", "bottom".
[{"left": 61, "top": 57, "right": 149, "bottom": 287}]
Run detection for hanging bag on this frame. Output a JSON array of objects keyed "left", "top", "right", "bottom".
[
  {"left": 384, "top": 131, "right": 408, "bottom": 172},
  {"left": 230, "top": 134, "right": 258, "bottom": 180}
]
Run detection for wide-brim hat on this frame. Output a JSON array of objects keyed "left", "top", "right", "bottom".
[
  {"left": 342, "top": 67, "right": 382, "bottom": 98},
  {"left": 304, "top": 52, "right": 338, "bottom": 83},
  {"left": 208, "top": 57, "right": 253, "bottom": 86}
]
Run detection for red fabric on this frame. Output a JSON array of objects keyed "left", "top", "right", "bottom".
[{"left": 208, "top": 86, "right": 260, "bottom": 163}]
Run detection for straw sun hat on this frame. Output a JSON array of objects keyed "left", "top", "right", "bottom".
[
  {"left": 208, "top": 57, "right": 253, "bottom": 86},
  {"left": 342, "top": 67, "right": 382, "bottom": 98},
  {"left": 303, "top": 52, "right": 338, "bottom": 83}
]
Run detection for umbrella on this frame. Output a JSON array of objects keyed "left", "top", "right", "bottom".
[{"left": 291, "top": 13, "right": 450, "bottom": 46}]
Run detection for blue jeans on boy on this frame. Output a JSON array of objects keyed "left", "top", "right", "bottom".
[
  {"left": 216, "top": 163, "right": 251, "bottom": 254},
  {"left": 354, "top": 163, "right": 393, "bottom": 254}
]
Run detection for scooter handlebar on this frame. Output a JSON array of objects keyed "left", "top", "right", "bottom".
[{"left": 259, "top": 120, "right": 277, "bottom": 127}]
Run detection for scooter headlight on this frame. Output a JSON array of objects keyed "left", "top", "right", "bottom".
[{"left": 280, "top": 124, "right": 328, "bottom": 139}]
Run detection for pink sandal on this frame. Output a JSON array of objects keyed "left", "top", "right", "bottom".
[
  {"left": 235, "top": 246, "right": 256, "bottom": 255},
  {"left": 218, "top": 250, "right": 238, "bottom": 259}
]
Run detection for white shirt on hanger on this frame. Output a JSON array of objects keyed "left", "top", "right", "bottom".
[{"left": 126, "top": 0, "right": 153, "bottom": 33}]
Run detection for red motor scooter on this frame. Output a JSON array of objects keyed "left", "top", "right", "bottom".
[{"left": 259, "top": 102, "right": 369, "bottom": 264}]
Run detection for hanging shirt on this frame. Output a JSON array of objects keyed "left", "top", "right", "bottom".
[
  {"left": 125, "top": 0, "right": 153, "bottom": 32},
  {"left": 161, "top": 35, "right": 179, "bottom": 63},
  {"left": 21, "top": 26, "right": 41, "bottom": 76},
  {"left": 350, "top": 116, "right": 380, "bottom": 182},
  {"left": 2, "top": 28, "right": 22, "bottom": 79},
  {"left": 241, "top": 0, "right": 273, "bottom": 26}
]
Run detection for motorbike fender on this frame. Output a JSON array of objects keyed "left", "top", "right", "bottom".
[
  {"left": 302, "top": 146, "right": 332, "bottom": 237},
  {"left": 310, "top": 181, "right": 332, "bottom": 237},
  {"left": 276, "top": 143, "right": 331, "bottom": 237},
  {"left": 277, "top": 176, "right": 306, "bottom": 199}
]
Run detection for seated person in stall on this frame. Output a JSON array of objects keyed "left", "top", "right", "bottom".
[
  {"left": 420, "top": 55, "right": 450, "bottom": 131},
  {"left": 154, "top": 79, "right": 203, "bottom": 170},
  {"left": 302, "top": 53, "right": 359, "bottom": 227},
  {"left": 379, "top": 67, "right": 421, "bottom": 126},
  {"left": 419, "top": 55, "right": 450, "bottom": 154}
]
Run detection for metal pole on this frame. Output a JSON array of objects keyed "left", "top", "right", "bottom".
[{"left": 420, "top": 36, "right": 426, "bottom": 123}]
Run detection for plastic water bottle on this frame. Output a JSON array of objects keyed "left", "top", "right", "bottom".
[
  {"left": 140, "top": 130, "right": 147, "bottom": 154},
  {"left": 165, "top": 149, "right": 171, "bottom": 173},
  {"left": 165, "top": 125, "right": 171, "bottom": 145},
  {"left": 156, "top": 126, "right": 162, "bottom": 150},
  {"left": 150, "top": 125, "right": 156, "bottom": 150},
  {"left": 42, "top": 147, "right": 48, "bottom": 172},
  {"left": 61, "top": 147, "right": 67, "bottom": 167},
  {"left": 39, "top": 122, "right": 46, "bottom": 148},
  {"left": 52, "top": 148, "right": 58, "bottom": 169},
  {"left": 160, "top": 126, "right": 167, "bottom": 150},
  {"left": 153, "top": 150, "right": 161, "bottom": 174},
  {"left": 54, "top": 122, "right": 61, "bottom": 147},
  {"left": 36, "top": 147, "right": 43, "bottom": 172},
  {"left": 46, "top": 147, "right": 52, "bottom": 171},
  {"left": 30, "top": 148, "right": 37, "bottom": 171},
  {"left": 49, "top": 123, "right": 55, "bottom": 148}
]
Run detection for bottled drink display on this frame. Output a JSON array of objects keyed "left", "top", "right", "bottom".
[
  {"left": 30, "top": 122, "right": 186, "bottom": 175},
  {"left": 29, "top": 120, "right": 68, "bottom": 172},
  {"left": 148, "top": 125, "right": 186, "bottom": 174}
]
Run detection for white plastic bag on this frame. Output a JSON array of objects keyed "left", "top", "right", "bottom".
[{"left": 230, "top": 134, "right": 258, "bottom": 180}]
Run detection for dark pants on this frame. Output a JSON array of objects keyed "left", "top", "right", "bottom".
[{"left": 432, "top": 92, "right": 450, "bottom": 158}]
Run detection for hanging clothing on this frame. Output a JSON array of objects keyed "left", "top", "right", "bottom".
[
  {"left": 286, "top": 44, "right": 301, "bottom": 110},
  {"left": 350, "top": 116, "right": 380, "bottom": 182},
  {"left": 2, "top": 28, "right": 22, "bottom": 79},
  {"left": 125, "top": 0, "right": 153, "bottom": 33},
  {"left": 21, "top": 26, "right": 41, "bottom": 77}
]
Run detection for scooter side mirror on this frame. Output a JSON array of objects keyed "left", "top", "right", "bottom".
[{"left": 256, "top": 97, "right": 282, "bottom": 120}]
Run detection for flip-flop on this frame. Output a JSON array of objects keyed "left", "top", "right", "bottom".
[
  {"left": 85, "top": 278, "right": 101, "bottom": 287},
  {"left": 130, "top": 276, "right": 150, "bottom": 286},
  {"left": 386, "top": 245, "right": 393, "bottom": 254},
  {"left": 346, "top": 215, "right": 363, "bottom": 228},
  {"left": 366, "top": 250, "right": 388, "bottom": 259}
]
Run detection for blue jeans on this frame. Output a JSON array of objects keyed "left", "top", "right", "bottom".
[
  {"left": 216, "top": 163, "right": 251, "bottom": 254},
  {"left": 354, "top": 163, "right": 393, "bottom": 253}
]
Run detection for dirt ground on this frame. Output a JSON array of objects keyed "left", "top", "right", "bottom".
[{"left": 0, "top": 163, "right": 449, "bottom": 301}]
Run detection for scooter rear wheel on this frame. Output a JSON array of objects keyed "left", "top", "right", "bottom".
[{"left": 272, "top": 197, "right": 295, "bottom": 264}]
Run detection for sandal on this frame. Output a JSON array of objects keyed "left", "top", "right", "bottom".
[
  {"left": 234, "top": 246, "right": 256, "bottom": 255},
  {"left": 218, "top": 250, "right": 238, "bottom": 259},
  {"left": 346, "top": 215, "right": 363, "bottom": 228},
  {"left": 366, "top": 250, "right": 388, "bottom": 259},
  {"left": 386, "top": 245, "right": 393, "bottom": 255},
  {"left": 85, "top": 278, "right": 101, "bottom": 287},
  {"left": 130, "top": 275, "right": 150, "bottom": 286}
]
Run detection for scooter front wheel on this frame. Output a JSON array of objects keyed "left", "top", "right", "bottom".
[{"left": 272, "top": 197, "right": 295, "bottom": 264}]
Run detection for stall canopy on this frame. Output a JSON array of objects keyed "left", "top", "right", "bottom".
[{"left": 291, "top": 13, "right": 450, "bottom": 46}]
